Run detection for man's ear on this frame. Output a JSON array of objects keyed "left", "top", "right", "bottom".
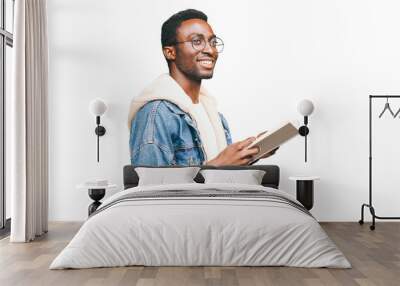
[{"left": 163, "top": 46, "right": 176, "bottom": 61}]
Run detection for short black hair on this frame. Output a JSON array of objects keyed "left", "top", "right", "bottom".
[{"left": 161, "top": 9, "right": 208, "bottom": 47}]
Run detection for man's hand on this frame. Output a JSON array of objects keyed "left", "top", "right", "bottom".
[
  {"left": 247, "top": 146, "right": 280, "bottom": 165},
  {"left": 206, "top": 137, "right": 260, "bottom": 166}
]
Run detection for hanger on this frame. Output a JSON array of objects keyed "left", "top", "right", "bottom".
[
  {"left": 378, "top": 97, "right": 395, "bottom": 118},
  {"left": 394, "top": 105, "right": 400, "bottom": 118}
]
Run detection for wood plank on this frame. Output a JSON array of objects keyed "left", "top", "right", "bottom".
[{"left": 0, "top": 222, "right": 399, "bottom": 286}]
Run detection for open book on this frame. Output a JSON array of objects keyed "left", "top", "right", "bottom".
[{"left": 247, "top": 121, "right": 299, "bottom": 164}]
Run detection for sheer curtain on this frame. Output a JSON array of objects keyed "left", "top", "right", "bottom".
[{"left": 9, "top": 0, "right": 48, "bottom": 242}]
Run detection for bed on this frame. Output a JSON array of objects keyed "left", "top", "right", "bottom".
[{"left": 50, "top": 165, "right": 350, "bottom": 269}]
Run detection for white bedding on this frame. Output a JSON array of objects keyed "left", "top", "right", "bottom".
[{"left": 50, "top": 183, "right": 351, "bottom": 269}]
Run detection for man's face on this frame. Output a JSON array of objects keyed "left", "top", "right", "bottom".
[{"left": 167, "top": 19, "right": 219, "bottom": 80}]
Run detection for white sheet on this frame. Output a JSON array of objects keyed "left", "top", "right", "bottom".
[{"left": 50, "top": 183, "right": 351, "bottom": 269}]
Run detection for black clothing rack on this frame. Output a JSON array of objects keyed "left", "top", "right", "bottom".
[{"left": 359, "top": 95, "right": 400, "bottom": 230}]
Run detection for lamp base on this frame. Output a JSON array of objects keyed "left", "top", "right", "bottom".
[
  {"left": 299, "top": 126, "right": 309, "bottom": 136},
  {"left": 95, "top": 126, "right": 106, "bottom": 136}
]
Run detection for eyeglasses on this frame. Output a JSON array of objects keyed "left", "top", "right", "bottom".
[{"left": 174, "top": 36, "right": 224, "bottom": 53}]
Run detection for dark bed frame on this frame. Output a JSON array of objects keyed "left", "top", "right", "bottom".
[{"left": 123, "top": 165, "right": 280, "bottom": 189}]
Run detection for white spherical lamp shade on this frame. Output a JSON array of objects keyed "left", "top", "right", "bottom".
[
  {"left": 89, "top": 98, "right": 107, "bottom": 116},
  {"left": 297, "top": 99, "right": 314, "bottom": 116}
]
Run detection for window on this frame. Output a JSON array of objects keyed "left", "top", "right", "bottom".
[{"left": 0, "top": 0, "right": 14, "bottom": 234}]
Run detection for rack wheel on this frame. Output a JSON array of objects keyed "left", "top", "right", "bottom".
[
  {"left": 370, "top": 225, "right": 375, "bottom": 231},
  {"left": 358, "top": 220, "right": 364, "bottom": 225}
]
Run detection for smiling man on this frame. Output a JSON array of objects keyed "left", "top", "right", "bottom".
[{"left": 128, "top": 9, "right": 275, "bottom": 166}]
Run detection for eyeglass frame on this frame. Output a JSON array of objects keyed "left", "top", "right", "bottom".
[{"left": 172, "top": 35, "right": 224, "bottom": 53}]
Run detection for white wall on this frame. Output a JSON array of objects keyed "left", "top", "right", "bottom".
[{"left": 48, "top": 0, "right": 400, "bottom": 221}]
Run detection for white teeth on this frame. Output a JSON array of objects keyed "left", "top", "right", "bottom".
[{"left": 200, "top": 60, "right": 212, "bottom": 65}]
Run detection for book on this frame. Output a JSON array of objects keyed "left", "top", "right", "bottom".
[{"left": 247, "top": 121, "right": 299, "bottom": 164}]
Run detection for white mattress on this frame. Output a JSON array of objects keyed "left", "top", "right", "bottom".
[{"left": 50, "top": 183, "right": 351, "bottom": 269}]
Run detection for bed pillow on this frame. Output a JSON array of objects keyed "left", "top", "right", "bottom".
[
  {"left": 135, "top": 167, "right": 201, "bottom": 186},
  {"left": 200, "top": 169, "right": 266, "bottom": 185}
]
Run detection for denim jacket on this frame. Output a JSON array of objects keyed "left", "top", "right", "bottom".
[{"left": 129, "top": 100, "right": 232, "bottom": 166}]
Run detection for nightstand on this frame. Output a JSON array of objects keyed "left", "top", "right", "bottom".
[
  {"left": 77, "top": 183, "right": 117, "bottom": 216},
  {"left": 289, "top": 176, "right": 320, "bottom": 210}
]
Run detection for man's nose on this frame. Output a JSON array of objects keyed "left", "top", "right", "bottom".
[{"left": 202, "top": 40, "right": 216, "bottom": 55}]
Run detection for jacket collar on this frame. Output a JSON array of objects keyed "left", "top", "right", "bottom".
[{"left": 128, "top": 74, "right": 228, "bottom": 159}]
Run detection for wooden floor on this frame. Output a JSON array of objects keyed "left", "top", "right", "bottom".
[{"left": 0, "top": 222, "right": 399, "bottom": 286}]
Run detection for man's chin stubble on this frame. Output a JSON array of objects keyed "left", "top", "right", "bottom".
[
  {"left": 185, "top": 70, "right": 214, "bottom": 81},
  {"left": 197, "top": 70, "right": 214, "bottom": 80},
  {"left": 200, "top": 74, "right": 213, "bottom": 79}
]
